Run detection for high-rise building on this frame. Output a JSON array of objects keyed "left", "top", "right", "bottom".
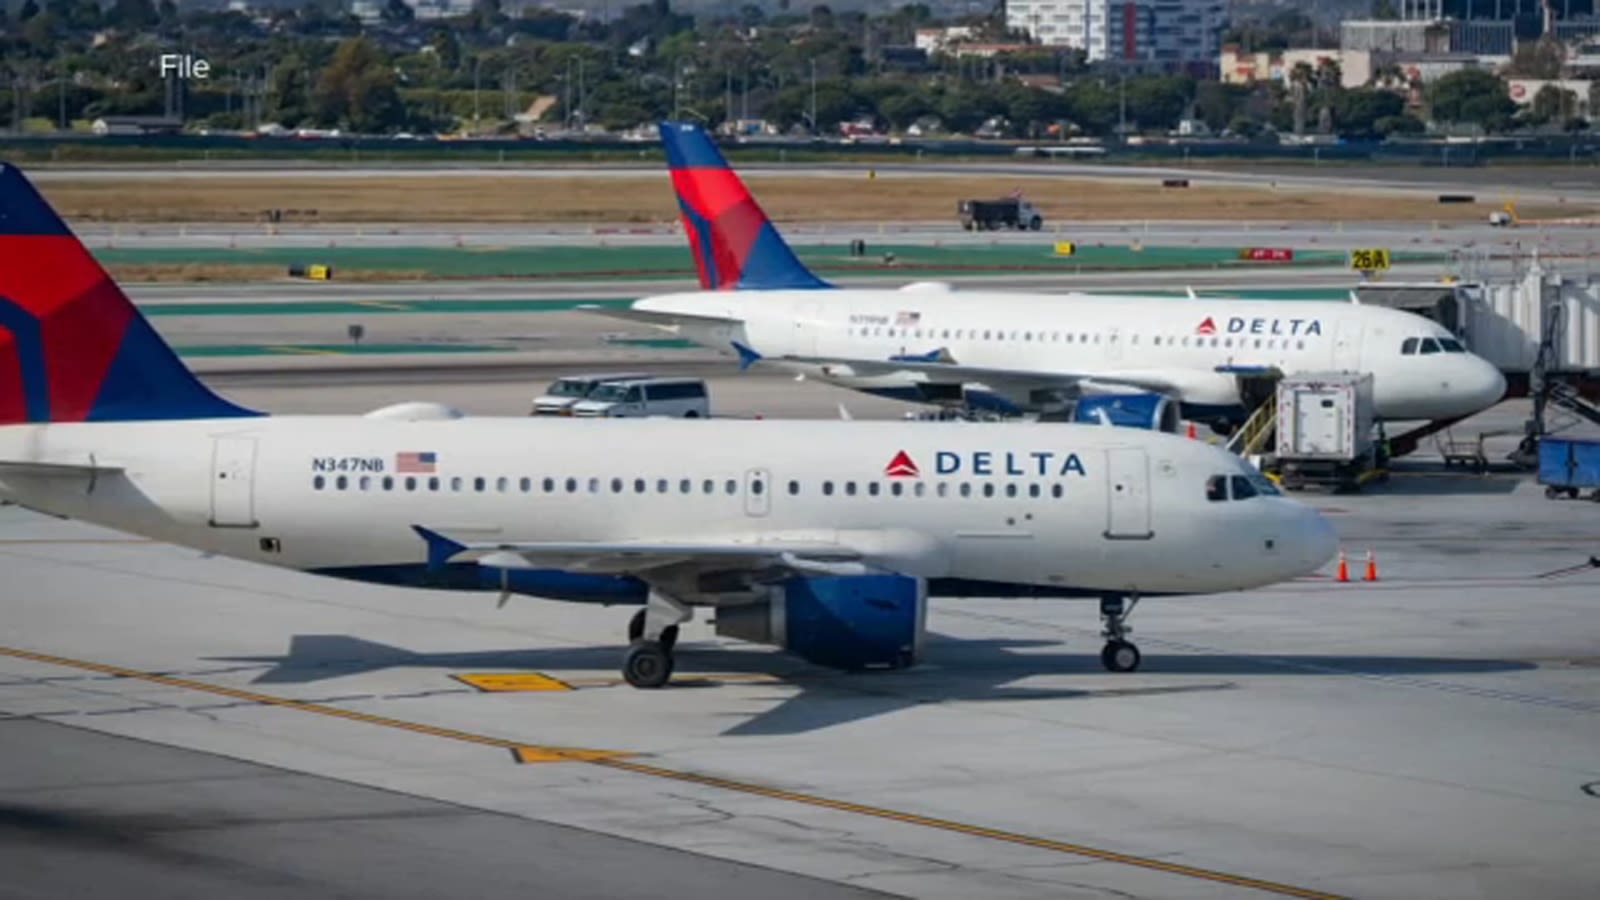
[{"left": 1006, "top": 0, "right": 1228, "bottom": 73}]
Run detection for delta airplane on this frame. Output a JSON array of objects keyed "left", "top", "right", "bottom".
[
  {"left": 607, "top": 122, "right": 1506, "bottom": 433},
  {"left": 0, "top": 164, "right": 1337, "bottom": 685}
]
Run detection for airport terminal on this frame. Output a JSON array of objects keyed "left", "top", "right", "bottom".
[{"left": 5, "top": 105, "right": 1600, "bottom": 900}]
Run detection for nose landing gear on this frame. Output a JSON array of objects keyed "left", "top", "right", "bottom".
[{"left": 1099, "top": 594, "right": 1141, "bottom": 673}]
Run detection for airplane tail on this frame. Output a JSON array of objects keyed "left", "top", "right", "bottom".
[
  {"left": 0, "top": 164, "right": 256, "bottom": 426},
  {"left": 657, "top": 121, "right": 831, "bottom": 291}
]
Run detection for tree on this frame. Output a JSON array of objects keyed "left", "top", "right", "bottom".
[
  {"left": 18, "top": 0, "right": 41, "bottom": 20},
  {"left": 1524, "top": 84, "right": 1575, "bottom": 127},
  {"left": 1334, "top": 87, "right": 1403, "bottom": 138},
  {"left": 1507, "top": 37, "right": 1564, "bottom": 79},
  {"left": 314, "top": 37, "right": 404, "bottom": 132},
  {"left": 1428, "top": 68, "right": 1515, "bottom": 132}
]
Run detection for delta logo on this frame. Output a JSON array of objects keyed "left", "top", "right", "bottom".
[
  {"left": 1196, "top": 315, "right": 1324, "bottom": 337},
  {"left": 885, "top": 450, "right": 921, "bottom": 478}
]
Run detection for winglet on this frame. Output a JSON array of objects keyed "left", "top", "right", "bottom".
[
  {"left": 411, "top": 525, "right": 466, "bottom": 572},
  {"left": 731, "top": 340, "right": 763, "bottom": 370},
  {"left": 657, "top": 121, "right": 831, "bottom": 291}
]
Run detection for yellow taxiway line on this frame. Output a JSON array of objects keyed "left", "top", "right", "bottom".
[{"left": 0, "top": 643, "right": 1342, "bottom": 900}]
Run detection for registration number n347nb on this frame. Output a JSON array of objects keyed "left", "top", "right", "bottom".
[{"left": 310, "top": 457, "right": 385, "bottom": 473}]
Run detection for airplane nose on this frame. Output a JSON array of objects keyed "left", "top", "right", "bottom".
[
  {"left": 1294, "top": 506, "right": 1340, "bottom": 575},
  {"left": 1472, "top": 358, "right": 1507, "bottom": 409}
]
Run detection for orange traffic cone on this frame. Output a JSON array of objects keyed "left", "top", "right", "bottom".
[
  {"left": 1364, "top": 550, "right": 1379, "bottom": 582},
  {"left": 1186, "top": 421, "right": 1198, "bottom": 439},
  {"left": 1336, "top": 550, "right": 1349, "bottom": 582}
]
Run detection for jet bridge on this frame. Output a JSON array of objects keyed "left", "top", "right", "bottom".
[{"left": 1352, "top": 263, "right": 1600, "bottom": 465}]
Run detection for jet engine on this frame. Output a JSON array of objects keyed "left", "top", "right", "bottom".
[
  {"left": 1073, "top": 393, "right": 1181, "bottom": 432},
  {"left": 713, "top": 574, "right": 928, "bottom": 670}
]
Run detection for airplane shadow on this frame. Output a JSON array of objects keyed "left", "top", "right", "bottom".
[{"left": 206, "top": 634, "right": 1537, "bottom": 736}]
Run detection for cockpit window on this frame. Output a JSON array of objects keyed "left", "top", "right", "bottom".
[
  {"left": 1206, "top": 475, "right": 1228, "bottom": 502},
  {"left": 1439, "top": 338, "right": 1465, "bottom": 353},
  {"left": 1419, "top": 338, "right": 1441, "bottom": 355},
  {"left": 1401, "top": 338, "right": 1419, "bottom": 356},
  {"left": 1230, "top": 475, "right": 1258, "bottom": 500}
]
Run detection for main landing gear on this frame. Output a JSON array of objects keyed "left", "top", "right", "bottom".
[
  {"left": 622, "top": 591, "right": 691, "bottom": 688},
  {"left": 1099, "top": 594, "right": 1141, "bottom": 673}
]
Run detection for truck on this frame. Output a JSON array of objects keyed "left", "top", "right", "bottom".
[
  {"left": 958, "top": 197, "right": 1044, "bottom": 231},
  {"left": 1537, "top": 435, "right": 1600, "bottom": 501},
  {"left": 1273, "top": 372, "right": 1386, "bottom": 493}
]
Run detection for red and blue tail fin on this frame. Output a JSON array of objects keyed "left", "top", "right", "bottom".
[
  {"left": 658, "top": 121, "right": 831, "bottom": 291},
  {"left": 0, "top": 164, "right": 257, "bottom": 425}
]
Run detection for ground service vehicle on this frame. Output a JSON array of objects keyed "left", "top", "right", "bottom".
[
  {"left": 958, "top": 197, "right": 1044, "bottom": 231},
  {"left": 571, "top": 378, "right": 711, "bottom": 418},
  {"left": 531, "top": 373, "right": 652, "bottom": 416},
  {"left": 1538, "top": 435, "right": 1600, "bottom": 500}
]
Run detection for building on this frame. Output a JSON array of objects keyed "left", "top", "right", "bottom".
[
  {"left": 1221, "top": 48, "right": 1375, "bottom": 89},
  {"left": 1006, "top": 0, "right": 1228, "bottom": 72}
]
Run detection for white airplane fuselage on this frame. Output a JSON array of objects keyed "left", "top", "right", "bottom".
[
  {"left": 632, "top": 287, "right": 1508, "bottom": 422},
  {"left": 0, "top": 417, "right": 1333, "bottom": 598}
]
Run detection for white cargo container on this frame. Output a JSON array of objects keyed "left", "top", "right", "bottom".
[{"left": 1276, "top": 372, "right": 1377, "bottom": 462}]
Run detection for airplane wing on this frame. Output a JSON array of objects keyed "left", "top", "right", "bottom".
[
  {"left": 412, "top": 527, "right": 872, "bottom": 580},
  {"left": 778, "top": 352, "right": 1183, "bottom": 396}
]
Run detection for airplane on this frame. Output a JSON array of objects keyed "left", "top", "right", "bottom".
[
  {"left": 0, "top": 163, "right": 1336, "bottom": 688},
  {"left": 604, "top": 121, "right": 1507, "bottom": 434}
]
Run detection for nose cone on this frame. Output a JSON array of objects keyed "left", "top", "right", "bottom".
[
  {"left": 1467, "top": 356, "right": 1508, "bottom": 412},
  {"left": 1295, "top": 506, "right": 1340, "bottom": 575}
]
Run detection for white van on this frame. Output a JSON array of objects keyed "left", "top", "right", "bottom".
[
  {"left": 531, "top": 373, "right": 652, "bottom": 416},
  {"left": 571, "top": 378, "right": 710, "bottom": 418}
]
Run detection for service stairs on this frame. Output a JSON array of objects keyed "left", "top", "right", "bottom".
[
  {"left": 1550, "top": 381, "right": 1600, "bottom": 428},
  {"left": 1226, "top": 399, "right": 1278, "bottom": 458}
]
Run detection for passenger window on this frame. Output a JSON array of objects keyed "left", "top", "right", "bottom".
[
  {"left": 451, "top": 477, "right": 464, "bottom": 492},
  {"left": 913, "top": 482, "right": 925, "bottom": 497},
  {"left": 846, "top": 482, "right": 857, "bottom": 496},
  {"left": 890, "top": 482, "right": 903, "bottom": 496},
  {"left": 566, "top": 477, "right": 578, "bottom": 493},
  {"left": 658, "top": 479, "right": 669, "bottom": 493},
  {"left": 625, "top": 387, "right": 643, "bottom": 402},
  {"left": 703, "top": 479, "right": 714, "bottom": 494},
  {"left": 496, "top": 477, "right": 509, "bottom": 492},
  {"left": 1230, "top": 475, "right": 1258, "bottom": 500},
  {"left": 788, "top": 480, "right": 800, "bottom": 495},
  {"left": 588, "top": 478, "right": 600, "bottom": 493},
  {"left": 519, "top": 477, "right": 531, "bottom": 493},
  {"left": 359, "top": 476, "right": 371, "bottom": 491},
  {"left": 475, "top": 477, "right": 488, "bottom": 492},
  {"left": 1051, "top": 484, "right": 1064, "bottom": 499},
  {"left": 1206, "top": 475, "right": 1228, "bottom": 502},
  {"left": 1029, "top": 484, "right": 1041, "bottom": 498},
  {"left": 679, "top": 479, "right": 691, "bottom": 493},
  {"left": 982, "top": 483, "right": 995, "bottom": 497},
  {"left": 823, "top": 481, "right": 834, "bottom": 496},
  {"left": 1420, "top": 338, "right": 1441, "bottom": 355},
  {"left": 751, "top": 479, "right": 764, "bottom": 495},
  {"left": 405, "top": 477, "right": 417, "bottom": 492},
  {"left": 1401, "top": 338, "right": 1418, "bottom": 355},
  {"left": 382, "top": 476, "right": 394, "bottom": 491},
  {"left": 313, "top": 475, "right": 326, "bottom": 490},
  {"left": 634, "top": 478, "right": 647, "bottom": 493},
  {"left": 725, "top": 479, "right": 737, "bottom": 494},
  {"left": 868, "top": 482, "right": 880, "bottom": 496},
  {"left": 544, "top": 477, "right": 556, "bottom": 492},
  {"left": 335, "top": 476, "right": 348, "bottom": 491},
  {"left": 936, "top": 483, "right": 948, "bottom": 497},
  {"left": 1005, "top": 484, "right": 1017, "bottom": 497}
]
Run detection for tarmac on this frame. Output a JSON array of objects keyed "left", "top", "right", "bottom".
[{"left": 4, "top": 372, "right": 1599, "bottom": 900}]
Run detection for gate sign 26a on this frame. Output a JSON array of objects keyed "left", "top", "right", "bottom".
[{"left": 1349, "top": 248, "right": 1391, "bottom": 271}]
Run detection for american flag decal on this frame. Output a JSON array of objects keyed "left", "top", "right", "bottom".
[
  {"left": 895, "top": 310, "right": 921, "bottom": 327},
  {"left": 396, "top": 451, "right": 437, "bottom": 473}
]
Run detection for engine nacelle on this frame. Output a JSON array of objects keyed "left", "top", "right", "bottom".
[
  {"left": 1073, "top": 392, "right": 1181, "bottom": 432},
  {"left": 714, "top": 574, "right": 928, "bottom": 670}
]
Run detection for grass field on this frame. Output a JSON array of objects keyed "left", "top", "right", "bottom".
[
  {"left": 41, "top": 173, "right": 1575, "bottom": 224},
  {"left": 97, "top": 242, "right": 1427, "bottom": 283}
]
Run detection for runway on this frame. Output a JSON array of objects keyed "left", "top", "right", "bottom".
[{"left": 4, "top": 378, "right": 1600, "bottom": 899}]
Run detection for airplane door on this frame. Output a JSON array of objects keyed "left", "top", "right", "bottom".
[
  {"left": 744, "top": 468, "right": 770, "bottom": 517},
  {"left": 1333, "top": 319, "right": 1363, "bottom": 372},
  {"left": 1103, "top": 448, "right": 1152, "bottom": 540},
  {"left": 795, "top": 302, "right": 822, "bottom": 356},
  {"left": 210, "top": 437, "right": 258, "bottom": 528}
]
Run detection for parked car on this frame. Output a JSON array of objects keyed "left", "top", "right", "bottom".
[
  {"left": 531, "top": 373, "right": 653, "bottom": 416},
  {"left": 571, "top": 377, "right": 710, "bottom": 418}
]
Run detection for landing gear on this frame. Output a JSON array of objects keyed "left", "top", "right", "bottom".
[
  {"left": 620, "top": 590, "right": 692, "bottom": 688},
  {"left": 627, "top": 608, "right": 678, "bottom": 651},
  {"left": 1099, "top": 595, "right": 1141, "bottom": 673},
  {"left": 623, "top": 641, "right": 674, "bottom": 688}
]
